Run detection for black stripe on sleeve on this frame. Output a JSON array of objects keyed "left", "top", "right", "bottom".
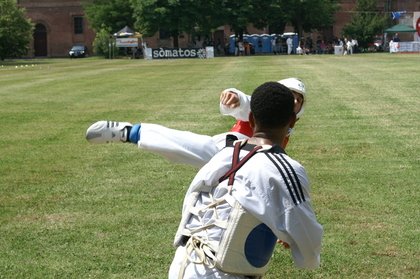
[
  {"left": 278, "top": 154, "right": 306, "bottom": 202},
  {"left": 272, "top": 153, "right": 304, "bottom": 204},
  {"left": 265, "top": 152, "right": 298, "bottom": 205}
]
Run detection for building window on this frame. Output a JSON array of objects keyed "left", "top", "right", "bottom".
[{"left": 74, "top": 16, "right": 83, "bottom": 34}]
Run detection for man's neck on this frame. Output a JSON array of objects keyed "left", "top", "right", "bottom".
[{"left": 248, "top": 131, "right": 287, "bottom": 147}]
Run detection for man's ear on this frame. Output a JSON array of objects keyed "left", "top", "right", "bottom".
[
  {"left": 289, "top": 113, "right": 297, "bottom": 129},
  {"left": 248, "top": 112, "right": 255, "bottom": 129}
]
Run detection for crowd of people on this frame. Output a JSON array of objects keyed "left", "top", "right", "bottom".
[
  {"left": 216, "top": 35, "right": 360, "bottom": 56},
  {"left": 296, "top": 36, "right": 358, "bottom": 55}
]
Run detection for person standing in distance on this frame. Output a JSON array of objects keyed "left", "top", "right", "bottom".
[{"left": 286, "top": 36, "right": 294, "bottom": 55}]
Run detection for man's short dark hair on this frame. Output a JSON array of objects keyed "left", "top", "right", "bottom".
[{"left": 250, "top": 82, "right": 295, "bottom": 128}]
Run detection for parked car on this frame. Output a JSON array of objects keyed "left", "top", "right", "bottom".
[{"left": 69, "top": 45, "right": 88, "bottom": 58}]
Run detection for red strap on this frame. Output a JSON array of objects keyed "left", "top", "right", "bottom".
[
  {"left": 228, "top": 142, "right": 242, "bottom": 185},
  {"left": 219, "top": 142, "right": 262, "bottom": 185}
]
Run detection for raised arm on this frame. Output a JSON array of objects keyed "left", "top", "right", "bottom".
[{"left": 219, "top": 88, "right": 251, "bottom": 121}]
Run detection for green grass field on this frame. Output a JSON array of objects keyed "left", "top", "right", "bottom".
[{"left": 0, "top": 54, "right": 419, "bottom": 278}]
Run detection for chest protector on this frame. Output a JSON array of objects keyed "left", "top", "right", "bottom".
[{"left": 174, "top": 141, "right": 277, "bottom": 277}]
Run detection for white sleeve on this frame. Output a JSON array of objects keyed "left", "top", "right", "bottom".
[
  {"left": 138, "top": 123, "right": 221, "bottom": 168},
  {"left": 284, "top": 203, "right": 323, "bottom": 269},
  {"left": 219, "top": 88, "right": 251, "bottom": 121}
]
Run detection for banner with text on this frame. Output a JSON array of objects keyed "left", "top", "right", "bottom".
[
  {"left": 116, "top": 38, "right": 139, "bottom": 48},
  {"left": 151, "top": 47, "right": 207, "bottom": 59}
]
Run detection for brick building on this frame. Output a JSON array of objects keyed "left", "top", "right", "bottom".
[
  {"left": 17, "top": 0, "right": 95, "bottom": 57},
  {"left": 18, "top": 0, "right": 420, "bottom": 57}
]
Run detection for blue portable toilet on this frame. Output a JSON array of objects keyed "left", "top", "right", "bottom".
[
  {"left": 243, "top": 34, "right": 256, "bottom": 54},
  {"left": 242, "top": 34, "right": 251, "bottom": 55},
  {"left": 249, "top": 34, "right": 258, "bottom": 49},
  {"left": 229, "top": 35, "right": 237, "bottom": 55},
  {"left": 243, "top": 34, "right": 250, "bottom": 42},
  {"left": 261, "top": 34, "right": 271, "bottom": 53},
  {"left": 292, "top": 34, "right": 299, "bottom": 53},
  {"left": 249, "top": 34, "right": 260, "bottom": 53}
]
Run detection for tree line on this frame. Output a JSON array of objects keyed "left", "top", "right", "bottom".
[{"left": 85, "top": 0, "right": 339, "bottom": 48}]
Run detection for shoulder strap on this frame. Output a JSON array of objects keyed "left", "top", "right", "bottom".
[{"left": 219, "top": 141, "right": 262, "bottom": 186}]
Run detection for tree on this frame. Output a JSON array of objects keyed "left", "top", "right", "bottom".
[
  {"left": 130, "top": 0, "right": 284, "bottom": 47},
  {"left": 251, "top": 1, "right": 289, "bottom": 34},
  {"left": 92, "top": 0, "right": 339, "bottom": 48},
  {"left": 131, "top": 0, "right": 209, "bottom": 48},
  {"left": 286, "top": 0, "right": 339, "bottom": 36},
  {"left": 220, "top": 0, "right": 337, "bottom": 38},
  {"left": 92, "top": 27, "right": 118, "bottom": 58},
  {"left": 220, "top": 0, "right": 255, "bottom": 37},
  {"left": 0, "top": 0, "right": 33, "bottom": 60},
  {"left": 84, "top": 0, "right": 135, "bottom": 33},
  {"left": 342, "top": 0, "right": 388, "bottom": 49},
  {"left": 187, "top": 0, "right": 226, "bottom": 36}
]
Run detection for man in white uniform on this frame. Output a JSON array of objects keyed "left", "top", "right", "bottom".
[
  {"left": 286, "top": 36, "right": 293, "bottom": 55},
  {"left": 168, "top": 81, "right": 322, "bottom": 278},
  {"left": 86, "top": 78, "right": 306, "bottom": 168}
]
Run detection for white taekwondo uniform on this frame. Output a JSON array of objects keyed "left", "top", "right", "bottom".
[{"left": 168, "top": 141, "right": 323, "bottom": 278}]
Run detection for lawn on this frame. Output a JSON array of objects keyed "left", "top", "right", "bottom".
[{"left": 0, "top": 53, "right": 419, "bottom": 278}]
